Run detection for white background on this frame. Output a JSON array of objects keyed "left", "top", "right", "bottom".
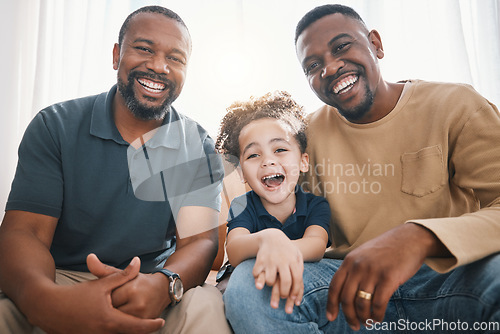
[{"left": 1, "top": 0, "right": 499, "bottom": 211}]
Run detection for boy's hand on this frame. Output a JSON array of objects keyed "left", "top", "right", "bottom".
[
  {"left": 263, "top": 275, "right": 304, "bottom": 314},
  {"left": 252, "top": 229, "right": 304, "bottom": 314}
]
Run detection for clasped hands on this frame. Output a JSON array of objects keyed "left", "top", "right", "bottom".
[
  {"left": 54, "top": 254, "right": 167, "bottom": 334},
  {"left": 31, "top": 254, "right": 167, "bottom": 334}
]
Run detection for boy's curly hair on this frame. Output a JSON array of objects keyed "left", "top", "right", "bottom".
[{"left": 215, "top": 91, "right": 307, "bottom": 167}]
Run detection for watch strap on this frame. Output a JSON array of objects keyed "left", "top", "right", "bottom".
[
  {"left": 216, "top": 262, "right": 234, "bottom": 282},
  {"left": 155, "top": 268, "right": 180, "bottom": 280},
  {"left": 154, "top": 268, "right": 182, "bottom": 305}
]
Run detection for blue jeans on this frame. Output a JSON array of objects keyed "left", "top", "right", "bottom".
[{"left": 224, "top": 254, "right": 500, "bottom": 333}]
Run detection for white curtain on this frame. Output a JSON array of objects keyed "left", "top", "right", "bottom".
[{"left": 1, "top": 0, "right": 499, "bottom": 211}]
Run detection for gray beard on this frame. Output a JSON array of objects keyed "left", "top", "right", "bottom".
[{"left": 117, "top": 75, "right": 174, "bottom": 121}]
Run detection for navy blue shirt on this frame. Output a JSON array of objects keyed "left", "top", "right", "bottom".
[
  {"left": 6, "top": 85, "right": 223, "bottom": 272},
  {"left": 227, "top": 186, "right": 331, "bottom": 242}
]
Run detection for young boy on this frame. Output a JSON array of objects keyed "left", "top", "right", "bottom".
[{"left": 215, "top": 91, "right": 330, "bottom": 314}]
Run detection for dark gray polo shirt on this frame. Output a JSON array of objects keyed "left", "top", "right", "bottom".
[{"left": 6, "top": 85, "right": 223, "bottom": 272}]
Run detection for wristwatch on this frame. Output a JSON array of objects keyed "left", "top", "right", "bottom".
[
  {"left": 154, "top": 268, "right": 184, "bottom": 305},
  {"left": 216, "top": 262, "right": 234, "bottom": 282}
]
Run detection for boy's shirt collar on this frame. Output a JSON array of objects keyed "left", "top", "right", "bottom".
[{"left": 251, "top": 185, "right": 308, "bottom": 223}]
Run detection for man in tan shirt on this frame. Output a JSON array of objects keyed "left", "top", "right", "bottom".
[{"left": 224, "top": 4, "right": 500, "bottom": 333}]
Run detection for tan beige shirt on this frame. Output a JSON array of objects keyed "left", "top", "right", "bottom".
[{"left": 303, "top": 80, "right": 500, "bottom": 273}]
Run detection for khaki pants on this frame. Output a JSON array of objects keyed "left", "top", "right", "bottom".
[{"left": 0, "top": 269, "right": 232, "bottom": 334}]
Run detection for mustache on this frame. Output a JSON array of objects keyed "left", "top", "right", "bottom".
[
  {"left": 324, "top": 66, "right": 363, "bottom": 95},
  {"left": 325, "top": 68, "right": 352, "bottom": 86},
  {"left": 129, "top": 70, "right": 172, "bottom": 87}
]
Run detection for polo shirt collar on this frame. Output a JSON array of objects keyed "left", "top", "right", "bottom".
[
  {"left": 294, "top": 186, "right": 308, "bottom": 217},
  {"left": 90, "top": 85, "right": 125, "bottom": 144},
  {"left": 250, "top": 191, "right": 270, "bottom": 218},
  {"left": 90, "top": 85, "right": 181, "bottom": 149},
  {"left": 251, "top": 185, "right": 308, "bottom": 219}
]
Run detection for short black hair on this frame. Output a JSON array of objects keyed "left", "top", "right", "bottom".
[
  {"left": 118, "top": 5, "right": 189, "bottom": 46},
  {"left": 295, "top": 4, "right": 366, "bottom": 43}
]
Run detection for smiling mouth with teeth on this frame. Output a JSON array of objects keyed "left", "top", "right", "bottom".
[
  {"left": 138, "top": 78, "right": 166, "bottom": 93},
  {"left": 261, "top": 174, "right": 285, "bottom": 188},
  {"left": 333, "top": 75, "right": 358, "bottom": 94}
]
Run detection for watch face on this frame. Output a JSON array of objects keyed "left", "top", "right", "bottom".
[
  {"left": 216, "top": 263, "right": 233, "bottom": 282},
  {"left": 172, "top": 278, "right": 184, "bottom": 301},
  {"left": 216, "top": 267, "right": 226, "bottom": 281}
]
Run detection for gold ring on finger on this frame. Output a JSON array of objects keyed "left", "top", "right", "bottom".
[{"left": 357, "top": 290, "right": 372, "bottom": 301}]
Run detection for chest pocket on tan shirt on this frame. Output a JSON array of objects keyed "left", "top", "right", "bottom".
[{"left": 401, "top": 145, "right": 446, "bottom": 197}]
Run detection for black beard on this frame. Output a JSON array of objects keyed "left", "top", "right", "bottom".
[
  {"left": 117, "top": 71, "right": 176, "bottom": 121},
  {"left": 333, "top": 80, "right": 374, "bottom": 122}
]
